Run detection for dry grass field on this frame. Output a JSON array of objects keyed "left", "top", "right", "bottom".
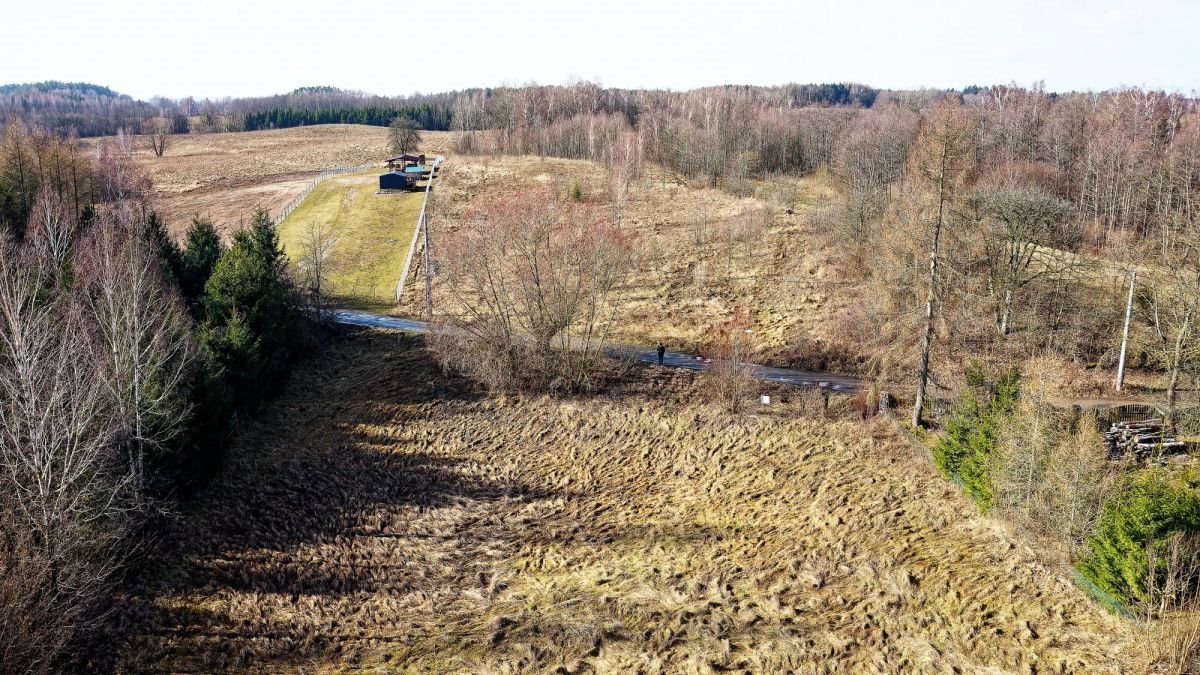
[
  {"left": 78, "top": 126, "right": 1165, "bottom": 399},
  {"left": 414, "top": 154, "right": 1176, "bottom": 399},
  {"left": 276, "top": 170, "right": 423, "bottom": 309},
  {"left": 411, "top": 156, "right": 862, "bottom": 374},
  {"left": 83, "top": 125, "right": 452, "bottom": 235},
  {"left": 106, "top": 329, "right": 1141, "bottom": 673}
]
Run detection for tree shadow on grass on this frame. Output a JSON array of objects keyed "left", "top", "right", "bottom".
[{"left": 87, "top": 329, "right": 574, "bottom": 673}]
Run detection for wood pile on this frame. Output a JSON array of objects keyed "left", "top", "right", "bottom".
[{"left": 1104, "top": 419, "right": 1188, "bottom": 460}]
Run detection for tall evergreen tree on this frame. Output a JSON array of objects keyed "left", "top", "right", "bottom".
[
  {"left": 143, "top": 211, "right": 183, "bottom": 284},
  {"left": 201, "top": 207, "right": 295, "bottom": 410},
  {"left": 180, "top": 216, "right": 223, "bottom": 305}
]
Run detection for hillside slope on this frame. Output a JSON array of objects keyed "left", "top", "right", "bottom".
[
  {"left": 80, "top": 126, "right": 452, "bottom": 233},
  {"left": 276, "top": 170, "right": 422, "bottom": 308},
  {"left": 107, "top": 330, "right": 1137, "bottom": 673}
]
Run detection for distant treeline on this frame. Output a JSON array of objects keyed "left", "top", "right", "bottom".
[
  {"left": 0, "top": 81, "right": 887, "bottom": 138},
  {"left": 240, "top": 104, "right": 453, "bottom": 131},
  {"left": 0, "top": 83, "right": 465, "bottom": 136},
  {"left": 232, "top": 88, "right": 457, "bottom": 131},
  {"left": 0, "top": 81, "right": 160, "bottom": 137}
]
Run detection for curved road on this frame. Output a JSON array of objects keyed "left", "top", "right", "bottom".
[{"left": 333, "top": 309, "right": 863, "bottom": 393}]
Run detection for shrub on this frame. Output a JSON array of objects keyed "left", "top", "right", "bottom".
[
  {"left": 1077, "top": 469, "right": 1200, "bottom": 613},
  {"left": 991, "top": 403, "right": 1120, "bottom": 556},
  {"left": 931, "top": 365, "right": 1020, "bottom": 509},
  {"left": 703, "top": 308, "right": 757, "bottom": 413},
  {"left": 433, "top": 190, "right": 631, "bottom": 393}
]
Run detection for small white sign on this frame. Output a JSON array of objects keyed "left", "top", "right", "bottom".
[{"left": 761, "top": 395, "right": 771, "bottom": 405}]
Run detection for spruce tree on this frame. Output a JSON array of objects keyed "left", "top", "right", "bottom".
[{"left": 180, "top": 216, "right": 223, "bottom": 305}]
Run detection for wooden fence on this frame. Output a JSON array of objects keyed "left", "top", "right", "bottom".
[
  {"left": 395, "top": 156, "right": 445, "bottom": 304},
  {"left": 271, "top": 163, "right": 378, "bottom": 226}
]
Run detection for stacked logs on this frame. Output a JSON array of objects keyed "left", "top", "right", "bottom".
[{"left": 1104, "top": 419, "right": 1187, "bottom": 460}]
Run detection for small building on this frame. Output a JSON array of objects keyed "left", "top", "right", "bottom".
[
  {"left": 385, "top": 154, "right": 426, "bottom": 170},
  {"left": 379, "top": 170, "right": 414, "bottom": 191}
]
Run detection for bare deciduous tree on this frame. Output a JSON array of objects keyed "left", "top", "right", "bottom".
[
  {"left": 432, "top": 190, "right": 632, "bottom": 391},
  {"left": 609, "top": 130, "right": 641, "bottom": 223},
  {"left": 0, "top": 243, "right": 134, "bottom": 674},
  {"left": 1135, "top": 262, "right": 1200, "bottom": 413},
  {"left": 832, "top": 110, "right": 917, "bottom": 254},
  {"left": 96, "top": 130, "right": 150, "bottom": 206},
  {"left": 388, "top": 117, "right": 422, "bottom": 156},
  {"left": 1041, "top": 423, "right": 1122, "bottom": 556},
  {"left": 703, "top": 307, "right": 757, "bottom": 413},
  {"left": 971, "top": 179, "right": 1075, "bottom": 335},
  {"left": 907, "top": 98, "right": 976, "bottom": 428},
  {"left": 297, "top": 220, "right": 338, "bottom": 322},
  {"left": 27, "top": 185, "right": 77, "bottom": 281},
  {"left": 142, "top": 115, "right": 171, "bottom": 157},
  {"left": 76, "top": 214, "right": 194, "bottom": 497},
  {"left": 992, "top": 379, "right": 1120, "bottom": 557}
]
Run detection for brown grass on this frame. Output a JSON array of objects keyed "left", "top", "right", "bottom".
[
  {"left": 105, "top": 329, "right": 1140, "bottom": 673},
  {"left": 415, "top": 153, "right": 1181, "bottom": 403},
  {"left": 82, "top": 125, "right": 452, "bottom": 235},
  {"left": 417, "top": 157, "right": 849, "bottom": 360},
  {"left": 413, "top": 156, "right": 861, "bottom": 374}
]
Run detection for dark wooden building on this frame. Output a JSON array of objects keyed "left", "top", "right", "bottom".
[{"left": 379, "top": 170, "right": 414, "bottom": 190}]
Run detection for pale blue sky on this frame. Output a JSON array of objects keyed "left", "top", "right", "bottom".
[{"left": 1, "top": 0, "right": 1196, "bottom": 99}]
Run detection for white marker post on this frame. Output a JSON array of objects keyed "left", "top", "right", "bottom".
[{"left": 1115, "top": 270, "right": 1135, "bottom": 392}]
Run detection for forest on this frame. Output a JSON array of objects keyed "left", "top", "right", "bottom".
[
  {"left": 0, "top": 82, "right": 460, "bottom": 135},
  {"left": 0, "top": 124, "right": 312, "bottom": 672},
  {"left": 0, "top": 80, "right": 885, "bottom": 138},
  {"left": 0, "top": 82, "right": 160, "bottom": 137}
]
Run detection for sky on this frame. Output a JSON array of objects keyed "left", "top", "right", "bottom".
[{"left": 1, "top": 0, "right": 1197, "bottom": 100}]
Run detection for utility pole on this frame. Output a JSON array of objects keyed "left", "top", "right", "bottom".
[
  {"left": 1115, "top": 270, "right": 1136, "bottom": 392},
  {"left": 420, "top": 156, "right": 443, "bottom": 320}
]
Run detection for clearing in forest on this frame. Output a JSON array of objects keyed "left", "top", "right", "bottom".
[
  {"left": 107, "top": 330, "right": 1140, "bottom": 673},
  {"left": 277, "top": 171, "right": 423, "bottom": 309}
]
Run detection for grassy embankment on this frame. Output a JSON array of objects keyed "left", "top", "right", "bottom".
[{"left": 277, "top": 170, "right": 423, "bottom": 311}]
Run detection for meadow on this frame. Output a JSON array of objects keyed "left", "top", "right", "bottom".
[
  {"left": 82, "top": 125, "right": 451, "bottom": 235},
  {"left": 105, "top": 329, "right": 1140, "bottom": 673},
  {"left": 410, "top": 156, "right": 858, "bottom": 373}
]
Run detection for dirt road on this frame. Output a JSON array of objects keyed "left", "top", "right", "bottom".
[{"left": 332, "top": 309, "right": 863, "bottom": 393}]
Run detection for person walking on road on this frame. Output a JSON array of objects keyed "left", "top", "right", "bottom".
[{"left": 657, "top": 343, "right": 666, "bottom": 366}]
